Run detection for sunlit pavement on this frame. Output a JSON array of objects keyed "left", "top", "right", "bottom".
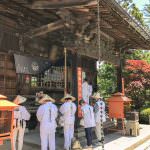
[{"left": 0, "top": 125, "right": 150, "bottom": 150}]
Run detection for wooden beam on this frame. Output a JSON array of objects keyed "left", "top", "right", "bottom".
[
  {"left": 26, "top": 20, "right": 65, "bottom": 38},
  {"left": 32, "top": 0, "right": 92, "bottom": 9}
]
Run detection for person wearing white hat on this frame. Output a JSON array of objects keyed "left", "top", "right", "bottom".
[
  {"left": 13, "top": 95, "right": 31, "bottom": 150},
  {"left": 36, "top": 94, "right": 58, "bottom": 150},
  {"left": 92, "top": 92, "right": 106, "bottom": 145},
  {"left": 59, "top": 94, "right": 77, "bottom": 150}
]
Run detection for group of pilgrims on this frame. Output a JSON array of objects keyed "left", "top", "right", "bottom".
[{"left": 12, "top": 79, "right": 106, "bottom": 150}]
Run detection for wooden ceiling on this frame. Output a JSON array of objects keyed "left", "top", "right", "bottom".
[{"left": 0, "top": 0, "right": 150, "bottom": 51}]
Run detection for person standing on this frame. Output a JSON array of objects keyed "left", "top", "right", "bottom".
[
  {"left": 79, "top": 99, "right": 95, "bottom": 148},
  {"left": 60, "top": 94, "right": 77, "bottom": 150},
  {"left": 13, "top": 95, "right": 31, "bottom": 150},
  {"left": 36, "top": 94, "right": 58, "bottom": 150},
  {"left": 82, "top": 78, "right": 90, "bottom": 104},
  {"left": 88, "top": 81, "right": 93, "bottom": 98},
  {"left": 92, "top": 93, "right": 106, "bottom": 145}
]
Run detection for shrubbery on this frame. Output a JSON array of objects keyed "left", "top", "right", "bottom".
[{"left": 140, "top": 108, "right": 150, "bottom": 124}]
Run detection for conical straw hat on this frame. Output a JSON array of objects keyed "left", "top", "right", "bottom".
[{"left": 61, "top": 94, "right": 76, "bottom": 103}]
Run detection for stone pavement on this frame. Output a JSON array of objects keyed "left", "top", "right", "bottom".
[
  {"left": 0, "top": 124, "right": 150, "bottom": 150},
  {"left": 135, "top": 139, "right": 150, "bottom": 150}
]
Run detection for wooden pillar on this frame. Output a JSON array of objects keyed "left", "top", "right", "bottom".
[
  {"left": 116, "top": 58, "right": 123, "bottom": 93},
  {"left": 71, "top": 53, "right": 82, "bottom": 129},
  {"left": 71, "top": 53, "right": 78, "bottom": 98}
]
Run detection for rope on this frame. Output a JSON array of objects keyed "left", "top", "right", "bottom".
[
  {"left": 97, "top": 0, "right": 101, "bottom": 64},
  {"left": 100, "top": 102, "right": 104, "bottom": 150},
  {"left": 97, "top": 1, "right": 105, "bottom": 149}
]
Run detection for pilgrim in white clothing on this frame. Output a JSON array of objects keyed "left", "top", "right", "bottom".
[
  {"left": 82, "top": 79, "right": 90, "bottom": 104},
  {"left": 13, "top": 95, "right": 31, "bottom": 150},
  {"left": 92, "top": 93, "right": 106, "bottom": 142},
  {"left": 60, "top": 94, "right": 77, "bottom": 150},
  {"left": 80, "top": 100, "right": 95, "bottom": 147},
  {"left": 36, "top": 95, "right": 58, "bottom": 150}
]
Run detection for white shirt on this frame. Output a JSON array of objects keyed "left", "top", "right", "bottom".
[
  {"left": 59, "top": 101, "right": 77, "bottom": 125},
  {"left": 37, "top": 102, "right": 58, "bottom": 132},
  {"left": 82, "top": 81, "right": 89, "bottom": 101},
  {"left": 88, "top": 85, "right": 93, "bottom": 96},
  {"left": 14, "top": 105, "right": 30, "bottom": 127},
  {"left": 81, "top": 104, "right": 96, "bottom": 128},
  {"left": 94, "top": 100, "right": 106, "bottom": 123}
]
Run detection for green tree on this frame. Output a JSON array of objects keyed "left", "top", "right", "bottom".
[
  {"left": 97, "top": 63, "right": 117, "bottom": 98},
  {"left": 117, "top": 0, "right": 145, "bottom": 25},
  {"left": 125, "top": 50, "right": 150, "bottom": 63},
  {"left": 144, "top": 1, "right": 150, "bottom": 26}
]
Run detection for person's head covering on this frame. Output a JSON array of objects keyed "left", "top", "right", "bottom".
[
  {"left": 13, "top": 95, "right": 27, "bottom": 104},
  {"left": 92, "top": 92, "right": 102, "bottom": 100},
  {"left": 61, "top": 94, "right": 76, "bottom": 103},
  {"left": 38, "top": 94, "right": 55, "bottom": 104}
]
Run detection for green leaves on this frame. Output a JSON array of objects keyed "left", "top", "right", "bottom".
[{"left": 97, "top": 63, "right": 117, "bottom": 97}]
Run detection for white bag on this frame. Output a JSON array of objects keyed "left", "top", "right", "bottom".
[{"left": 80, "top": 119, "right": 84, "bottom": 127}]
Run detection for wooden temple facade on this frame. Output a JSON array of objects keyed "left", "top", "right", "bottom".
[{"left": 0, "top": 0, "right": 150, "bottom": 113}]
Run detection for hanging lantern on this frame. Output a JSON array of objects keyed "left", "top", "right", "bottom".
[{"left": 0, "top": 96, "right": 18, "bottom": 149}]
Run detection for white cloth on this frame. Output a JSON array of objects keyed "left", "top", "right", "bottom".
[
  {"left": 82, "top": 81, "right": 90, "bottom": 104},
  {"left": 81, "top": 104, "right": 95, "bottom": 128},
  {"left": 88, "top": 85, "right": 93, "bottom": 97},
  {"left": 64, "top": 124, "right": 74, "bottom": 150},
  {"left": 60, "top": 101, "right": 77, "bottom": 150},
  {"left": 95, "top": 122, "right": 102, "bottom": 141},
  {"left": 94, "top": 100, "right": 106, "bottom": 123},
  {"left": 37, "top": 102, "right": 58, "bottom": 150},
  {"left": 13, "top": 106, "right": 30, "bottom": 150},
  {"left": 59, "top": 101, "right": 77, "bottom": 125}
]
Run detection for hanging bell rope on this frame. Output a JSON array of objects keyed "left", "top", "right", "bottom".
[
  {"left": 63, "top": 15, "right": 67, "bottom": 95},
  {"left": 97, "top": 1, "right": 105, "bottom": 150},
  {"left": 97, "top": 0, "right": 101, "bottom": 64}
]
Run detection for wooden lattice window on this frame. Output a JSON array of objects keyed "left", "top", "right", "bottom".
[{"left": 0, "top": 111, "right": 12, "bottom": 134}]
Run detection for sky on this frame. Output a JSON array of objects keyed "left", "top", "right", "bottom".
[{"left": 133, "top": 0, "right": 149, "bottom": 10}]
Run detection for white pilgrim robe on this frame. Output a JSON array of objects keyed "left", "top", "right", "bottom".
[
  {"left": 82, "top": 81, "right": 90, "bottom": 104},
  {"left": 94, "top": 100, "right": 106, "bottom": 141},
  {"left": 60, "top": 101, "right": 77, "bottom": 150},
  {"left": 13, "top": 106, "right": 30, "bottom": 150},
  {"left": 37, "top": 102, "right": 58, "bottom": 150},
  {"left": 81, "top": 104, "right": 95, "bottom": 128}
]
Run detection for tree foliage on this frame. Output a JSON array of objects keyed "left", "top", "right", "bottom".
[
  {"left": 144, "top": 1, "right": 150, "bottom": 26},
  {"left": 124, "top": 59, "right": 150, "bottom": 109},
  {"left": 97, "top": 63, "right": 117, "bottom": 98},
  {"left": 125, "top": 50, "right": 150, "bottom": 63},
  {"left": 117, "top": 0, "right": 145, "bottom": 25}
]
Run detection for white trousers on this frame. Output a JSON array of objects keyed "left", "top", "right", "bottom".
[
  {"left": 95, "top": 123, "right": 102, "bottom": 141},
  {"left": 40, "top": 130, "right": 55, "bottom": 150},
  {"left": 13, "top": 126, "right": 25, "bottom": 150},
  {"left": 64, "top": 124, "right": 74, "bottom": 150}
]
